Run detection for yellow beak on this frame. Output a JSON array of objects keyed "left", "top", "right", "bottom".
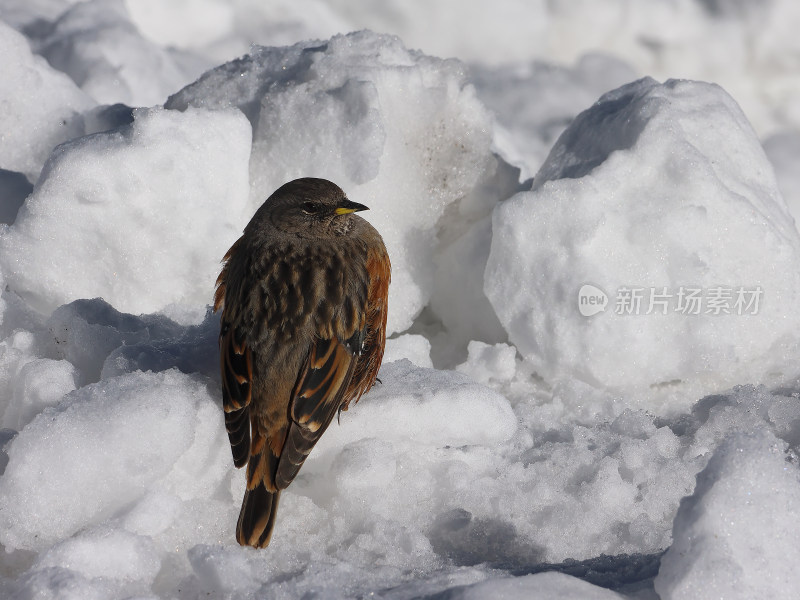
[{"left": 334, "top": 199, "right": 369, "bottom": 215}]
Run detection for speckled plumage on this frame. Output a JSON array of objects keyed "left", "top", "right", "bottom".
[{"left": 214, "top": 178, "right": 390, "bottom": 548}]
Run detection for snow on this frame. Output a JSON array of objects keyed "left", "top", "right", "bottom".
[
  {"left": 486, "top": 77, "right": 800, "bottom": 408},
  {"left": 1, "top": 1, "right": 800, "bottom": 599},
  {"left": 383, "top": 334, "right": 433, "bottom": 369},
  {"left": 0, "top": 20, "right": 94, "bottom": 182},
  {"left": 0, "top": 369, "right": 229, "bottom": 551},
  {"left": 0, "top": 105, "right": 251, "bottom": 320},
  {"left": 445, "top": 571, "right": 628, "bottom": 599},
  {"left": 31, "top": 0, "right": 200, "bottom": 107},
  {"left": 655, "top": 429, "right": 800, "bottom": 600},
  {"left": 764, "top": 130, "right": 800, "bottom": 229},
  {"left": 4, "top": 357, "right": 77, "bottom": 431},
  {"left": 470, "top": 54, "right": 638, "bottom": 180},
  {"left": 308, "top": 0, "right": 800, "bottom": 137}
]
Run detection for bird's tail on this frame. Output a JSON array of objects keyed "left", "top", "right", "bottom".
[
  {"left": 236, "top": 427, "right": 283, "bottom": 548},
  {"left": 236, "top": 483, "right": 281, "bottom": 548}
]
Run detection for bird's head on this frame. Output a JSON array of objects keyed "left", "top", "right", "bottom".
[{"left": 255, "top": 178, "right": 369, "bottom": 238}]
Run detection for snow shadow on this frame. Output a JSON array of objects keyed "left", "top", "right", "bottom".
[
  {"left": 421, "top": 547, "right": 665, "bottom": 598},
  {"left": 429, "top": 508, "right": 545, "bottom": 571},
  {"left": 0, "top": 169, "right": 32, "bottom": 225},
  {"left": 44, "top": 298, "right": 220, "bottom": 386}
]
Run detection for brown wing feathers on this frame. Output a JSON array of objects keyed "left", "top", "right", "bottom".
[
  {"left": 344, "top": 244, "right": 390, "bottom": 408},
  {"left": 292, "top": 337, "right": 353, "bottom": 431},
  {"left": 216, "top": 237, "right": 255, "bottom": 469},
  {"left": 219, "top": 323, "right": 252, "bottom": 468},
  {"left": 275, "top": 337, "right": 358, "bottom": 489}
]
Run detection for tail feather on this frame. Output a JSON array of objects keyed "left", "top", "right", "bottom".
[{"left": 236, "top": 484, "right": 281, "bottom": 548}]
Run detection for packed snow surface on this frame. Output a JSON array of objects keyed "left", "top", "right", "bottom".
[{"left": 1, "top": 1, "right": 800, "bottom": 599}]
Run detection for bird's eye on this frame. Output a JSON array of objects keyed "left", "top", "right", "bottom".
[{"left": 301, "top": 202, "right": 319, "bottom": 215}]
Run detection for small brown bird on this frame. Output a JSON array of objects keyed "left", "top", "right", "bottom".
[{"left": 213, "top": 178, "right": 390, "bottom": 548}]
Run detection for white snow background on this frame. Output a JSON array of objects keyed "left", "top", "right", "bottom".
[{"left": 1, "top": 1, "right": 800, "bottom": 599}]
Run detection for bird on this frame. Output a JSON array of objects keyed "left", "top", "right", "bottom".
[{"left": 213, "top": 177, "right": 390, "bottom": 548}]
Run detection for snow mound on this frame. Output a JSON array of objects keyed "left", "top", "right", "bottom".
[
  {"left": 0, "top": 369, "right": 230, "bottom": 552},
  {"left": 0, "top": 106, "right": 251, "bottom": 320},
  {"left": 486, "top": 77, "right": 800, "bottom": 406},
  {"left": 167, "top": 30, "right": 517, "bottom": 334},
  {"left": 0, "top": 21, "right": 95, "bottom": 182},
  {"left": 34, "top": 0, "right": 201, "bottom": 107},
  {"left": 655, "top": 429, "right": 800, "bottom": 600}
]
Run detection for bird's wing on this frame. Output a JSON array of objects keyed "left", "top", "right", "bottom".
[
  {"left": 274, "top": 334, "right": 359, "bottom": 489},
  {"left": 215, "top": 238, "right": 252, "bottom": 469},
  {"left": 274, "top": 242, "right": 390, "bottom": 490},
  {"left": 344, "top": 242, "right": 391, "bottom": 408},
  {"left": 219, "top": 323, "right": 253, "bottom": 468}
]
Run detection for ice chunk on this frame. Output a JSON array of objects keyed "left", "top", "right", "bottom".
[
  {"left": 655, "top": 430, "right": 800, "bottom": 600},
  {"left": 486, "top": 78, "right": 800, "bottom": 406},
  {"left": 0, "top": 21, "right": 94, "bottom": 182},
  {"left": 0, "top": 106, "right": 251, "bottom": 320},
  {"left": 167, "top": 30, "right": 515, "bottom": 333}
]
